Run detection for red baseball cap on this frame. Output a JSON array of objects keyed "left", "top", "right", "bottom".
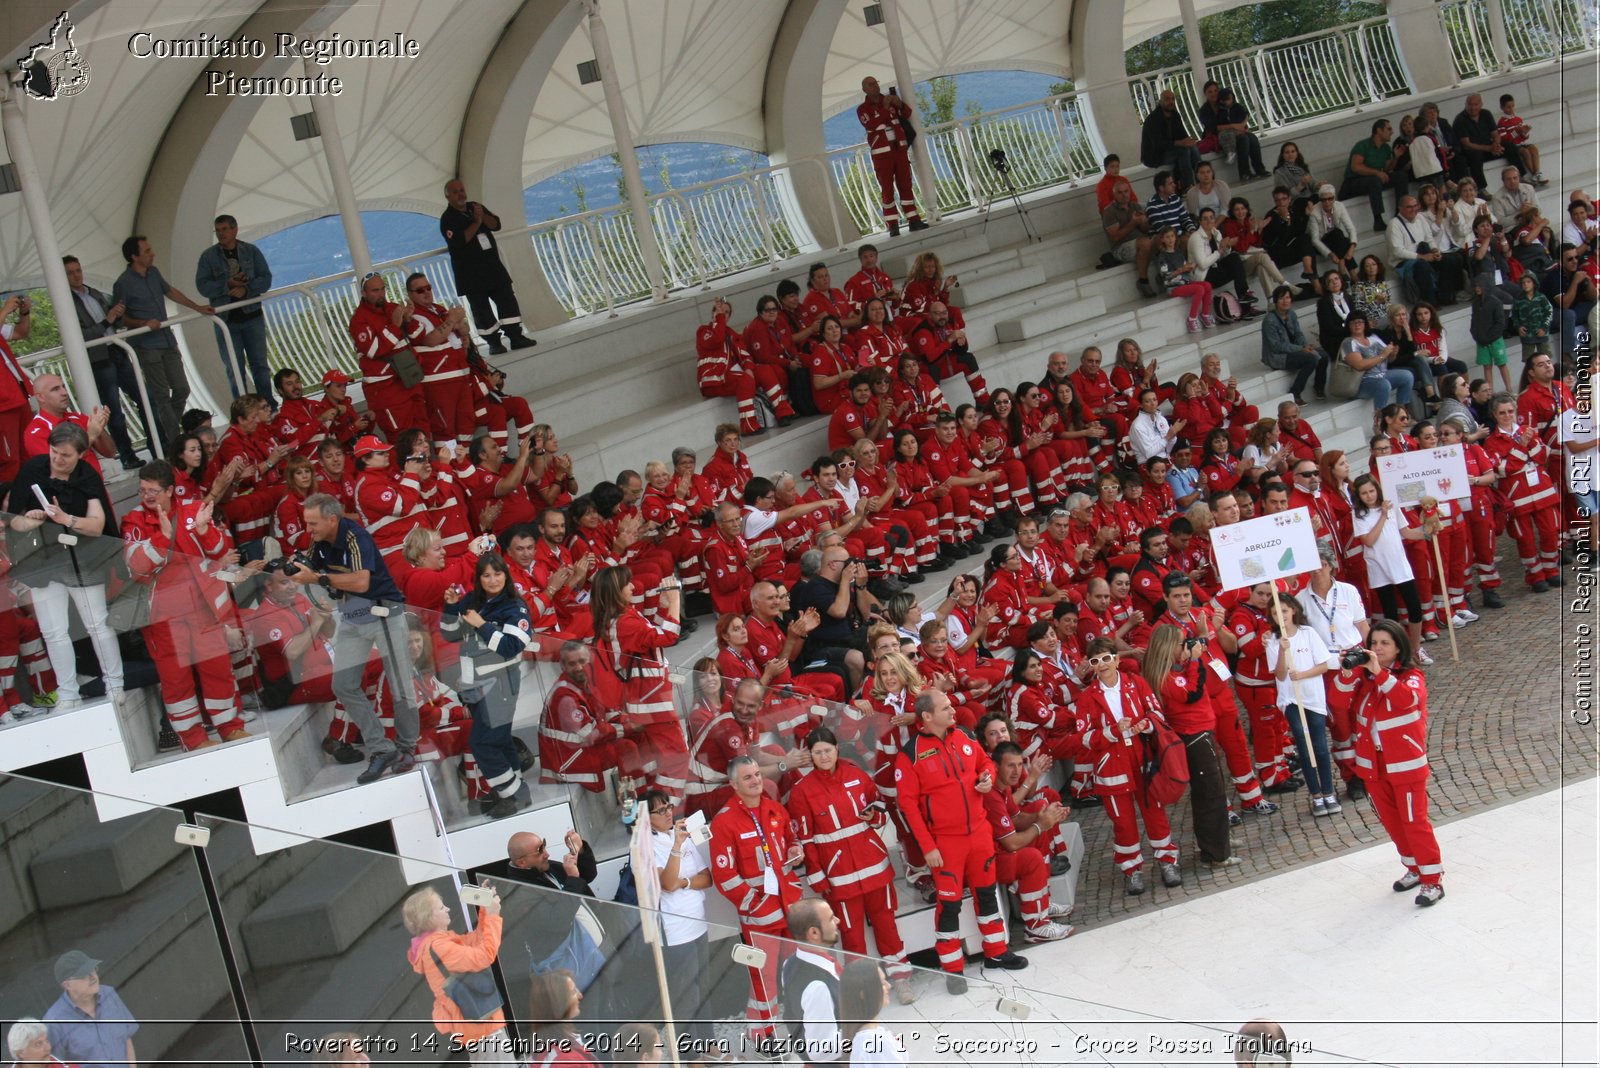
[
  {"left": 322, "top": 369, "right": 352, "bottom": 385},
  {"left": 352, "top": 434, "right": 392, "bottom": 457}
]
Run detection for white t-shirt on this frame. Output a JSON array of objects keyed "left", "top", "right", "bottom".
[
  {"left": 1266, "top": 626, "right": 1336, "bottom": 713},
  {"left": 743, "top": 507, "right": 779, "bottom": 540},
  {"left": 1129, "top": 411, "right": 1172, "bottom": 464},
  {"left": 651, "top": 830, "right": 709, "bottom": 946},
  {"left": 945, "top": 611, "right": 971, "bottom": 651},
  {"left": 1559, "top": 407, "right": 1596, "bottom": 497},
  {"left": 850, "top": 1025, "right": 909, "bottom": 1067},
  {"left": 1351, "top": 502, "right": 1414, "bottom": 587},
  {"left": 1296, "top": 580, "right": 1368, "bottom": 651}
]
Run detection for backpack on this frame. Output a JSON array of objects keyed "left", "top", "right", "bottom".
[
  {"left": 612, "top": 857, "right": 639, "bottom": 905},
  {"left": 1140, "top": 718, "right": 1191, "bottom": 807},
  {"left": 1212, "top": 292, "right": 1243, "bottom": 324}
]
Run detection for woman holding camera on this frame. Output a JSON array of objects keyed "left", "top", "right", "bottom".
[
  {"left": 1347, "top": 618, "right": 1444, "bottom": 906},
  {"left": 591, "top": 563, "right": 689, "bottom": 800},
  {"left": 441, "top": 553, "right": 533, "bottom": 819},
  {"left": 787, "top": 726, "right": 915, "bottom": 1005},
  {"left": 403, "top": 885, "right": 513, "bottom": 1065},
  {"left": 1143, "top": 625, "right": 1239, "bottom": 868},
  {"left": 1077, "top": 636, "right": 1177, "bottom": 894}
]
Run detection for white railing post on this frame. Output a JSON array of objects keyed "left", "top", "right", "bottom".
[
  {"left": 952, "top": 123, "right": 982, "bottom": 207},
  {"left": 747, "top": 178, "right": 781, "bottom": 267},
  {"left": 1536, "top": 0, "right": 1563, "bottom": 58},
  {"left": 303, "top": 58, "right": 373, "bottom": 277},
  {"left": 581, "top": 217, "right": 619, "bottom": 318},
  {"left": 1484, "top": 0, "right": 1514, "bottom": 70},
  {"left": 1353, "top": 25, "right": 1381, "bottom": 104},
  {"left": 1047, "top": 100, "right": 1073, "bottom": 175},
  {"left": 1250, "top": 51, "right": 1280, "bottom": 127}
]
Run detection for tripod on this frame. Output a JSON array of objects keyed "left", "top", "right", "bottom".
[{"left": 981, "top": 149, "right": 1041, "bottom": 243}]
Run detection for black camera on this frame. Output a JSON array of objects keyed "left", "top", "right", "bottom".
[
  {"left": 1340, "top": 648, "right": 1370, "bottom": 670},
  {"left": 987, "top": 148, "right": 1010, "bottom": 175},
  {"left": 1184, "top": 637, "right": 1207, "bottom": 651}
]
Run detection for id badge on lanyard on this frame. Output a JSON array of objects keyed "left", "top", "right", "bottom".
[{"left": 752, "top": 811, "right": 779, "bottom": 896}]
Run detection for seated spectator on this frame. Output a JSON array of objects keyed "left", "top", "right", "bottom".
[
  {"left": 1509, "top": 203, "right": 1557, "bottom": 275},
  {"left": 900, "top": 251, "right": 964, "bottom": 328},
  {"left": 1547, "top": 244, "right": 1598, "bottom": 364},
  {"left": 1449, "top": 178, "right": 1493, "bottom": 244},
  {"left": 1272, "top": 141, "right": 1320, "bottom": 207},
  {"left": 541, "top": 640, "right": 643, "bottom": 797},
  {"left": 901, "top": 301, "right": 989, "bottom": 405},
  {"left": 1491, "top": 166, "right": 1543, "bottom": 231},
  {"left": 1154, "top": 227, "right": 1213, "bottom": 333},
  {"left": 1101, "top": 178, "right": 1156, "bottom": 296},
  {"left": 1222, "top": 197, "right": 1289, "bottom": 296},
  {"left": 843, "top": 242, "right": 900, "bottom": 311},
  {"left": 1454, "top": 92, "right": 1523, "bottom": 188},
  {"left": 1307, "top": 184, "right": 1357, "bottom": 276},
  {"left": 1341, "top": 314, "right": 1414, "bottom": 411},
  {"left": 1188, "top": 208, "right": 1259, "bottom": 311},
  {"left": 1496, "top": 93, "right": 1546, "bottom": 185},
  {"left": 1183, "top": 161, "right": 1233, "bottom": 222},
  {"left": 702, "top": 423, "right": 754, "bottom": 505},
  {"left": 1200, "top": 352, "right": 1260, "bottom": 443},
  {"left": 1139, "top": 89, "right": 1202, "bottom": 190},
  {"left": 1145, "top": 170, "right": 1195, "bottom": 238},
  {"left": 1201, "top": 84, "right": 1266, "bottom": 182},
  {"left": 1095, "top": 152, "right": 1128, "bottom": 212},
  {"left": 1563, "top": 197, "right": 1599, "bottom": 254},
  {"left": 697, "top": 297, "right": 787, "bottom": 435},
  {"left": 1406, "top": 110, "right": 1449, "bottom": 193},
  {"left": 984, "top": 739, "right": 1076, "bottom": 940},
  {"left": 1385, "top": 304, "right": 1441, "bottom": 404},
  {"left": 1128, "top": 388, "right": 1182, "bottom": 464},
  {"left": 853, "top": 301, "right": 907, "bottom": 374},
  {"left": 1339, "top": 118, "right": 1400, "bottom": 230},
  {"left": 742, "top": 293, "right": 810, "bottom": 412},
  {"left": 1260, "top": 285, "right": 1324, "bottom": 406},
  {"left": 1388, "top": 196, "right": 1465, "bottom": 306},
  {"left": 1350, "top": 255, "right": 1395, "bottom": 329}
]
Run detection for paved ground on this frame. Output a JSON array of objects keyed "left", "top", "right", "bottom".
[{"left": 1061, "top": 549, "right": 1600, "bottom": 933}]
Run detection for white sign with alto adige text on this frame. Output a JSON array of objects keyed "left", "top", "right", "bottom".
[
  {"left": 1211, "top": 507, "right": 1322, "bottom": 592},
  {"left": 1376, "top": 444, "right": 1471, "bottom": 504}
]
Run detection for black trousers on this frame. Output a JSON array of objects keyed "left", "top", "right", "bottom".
[
  {"left": 463, "top": 275, "right": 527, "bottom": 342},
  {"left": 1204, "top": 252, "right": 1253, "bottom": 300},
  {"left": 90, "top": 351, "right": 148, "bottom": 459},
  {"left": 1338, "top": 175, "right": 1402, "bottom": 226},
  {"left": 1179, "top": 730, "right": 1232, "bottom": 862}
]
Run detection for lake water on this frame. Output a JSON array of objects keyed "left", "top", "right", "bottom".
[{"left": 256, "top": 70, "right": 1061, "bottom": 287}]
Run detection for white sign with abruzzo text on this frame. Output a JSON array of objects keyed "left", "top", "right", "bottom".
[
  {"left": 1376, "top": 444, "right": 1471, "bottom": 504},
  {"left": 1211, "top": 507, "right": 1322, "bottom": 592}
]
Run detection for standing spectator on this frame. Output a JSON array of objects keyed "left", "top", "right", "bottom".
[
  {"left": 403, "top": 886, "right": 514, "bottom": 1065},
  {"left": 441, "top": 554, "right": 533, "bottom": 818},
  {"left": 112, "top": 236, "right": 213, "bottom": 448},
  {"left": 1139, "top": 89, "right": 1202, "bottom": 190},
  {"left": 711, "top": 755, "right": 805, "bottom": 1053},
  {"left": 1511, "top": 272, "right": 1556, "bottom": 361},
  {"left": 590, "top": 564, "right": 688, "bottom": 800},
  {"left": 1144, "top": 625, "right": 1239, "bottom": 868},
  {"left": 440, "top": 180, "right": 534, "bottom": 354},
  {"left": 6, "top": 423, "right": 125, "bottom": 714},
  {"left": 1339, "top": 119, "right": 1400, "bottom": 231},
  {"left": 1347, "top": 619, "right": 1445, "bottom": 905},
  {"left": 1484, "top": 391, "right": 1563, "bottom": 591},
  {"left": 5, "top": 1018, "right": 76, "bottom": 1068},
  {"left": 289, "top": 493, "right": 417, "bottom": 782},
  {"left": 893, "top": 689, "right": 1027, "bottom": 993},
  {"left": 41, "top": 951, "right": 138, "bottom": 1068},
  {"left": 646, "top": 791, "right": 718, "bottom": 1053},
  {"left": 857, "top": 77, "right": 926, "bottom": 236},
  {"left": 1470, "top": 274, "right": 1513, "bottom": 393},
  {"left": 63, "top": 256, "right": 145, "bottom": 469},
  {"left": 1101, "top": 178, "right": 1156, "bottom": 297},
  {"left": 780, "top": 899, "right": 845, "bottom": 1067},
  {"left": 1453, "top": 92, "right": 1523, "bottom": 189},
  {"left": 1266, "top": 598, "right": 1340, "bottom": 816},
  {"left": 195, "top": 214, "right": 273, "bottom": 401},
  {"left": 1349, "top": 475, "right": 1432, "bottom": 664}
]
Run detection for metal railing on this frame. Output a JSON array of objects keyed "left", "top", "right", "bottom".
[
  {"left": 1128, "top": 16, "right": 1411, "bottom": 134},
  {"left": 827, "top": 88, "right": 1106, "bottom": 237},
  {"left": 1438, "top": 0, "right": 1598, "bottom": 80}
]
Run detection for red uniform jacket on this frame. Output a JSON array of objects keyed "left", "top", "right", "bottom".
[
  {"left": 121, "top": 500, "right": 232, "bottom": 621},
  {"left": 857, "top": 94, "right": 912, "bottom": 155},
  {"left": 788, "top": 759, "right": 894, "bottom": 899},
  {"left": 702, "top": 449, "right": 753, "bottom": 506},
  {"left": 892, "top": 725, "right": 995, "bottom": 855},
  {"left": 1075, "top": 671, "right": 1164, "bottom": 795},
  {"left": 540, "top": 675, "right": 620, "bottom": 786},
  {"left": 710, "top": 796, "right": 802, "bottom": 927},
  {"left": 1483, "top": 424, "right": 1559, "bottom": 514},
  {"left": 272, "top": 397, "right": 332, "bottom": 458},
  {"left": 1343, "top": 666, "right": 1429, "bottom": 783}
]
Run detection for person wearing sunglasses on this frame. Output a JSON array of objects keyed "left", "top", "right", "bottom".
[
  {"left": 645, "top": 790, "right": 719, "bottom": 1051},
  {"left": 1073, "top": 636, "right": 1177, "bottom": 895}
]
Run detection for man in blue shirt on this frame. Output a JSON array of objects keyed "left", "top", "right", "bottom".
[
  {"left": 195, "top": 214, "right": 274, "bottom": 404},
  {"left": 42, "top": 951, "right": 138, "bottom": 1068},
  {"left": 111, "top": 235, "right": 213, "bottom": 449},
  {"left": 289, "top": 492, "right": 419, "bottom": 784},
  {"left": 1165, "top": 440, "right": 1205, "bottom": 511},
  {"left": 1145, "top": 171, "right": 1194, "bottom": 238}
]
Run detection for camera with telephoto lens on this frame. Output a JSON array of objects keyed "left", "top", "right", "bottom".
[
  {"left": 987, "top": 148, "right": 1010, "bottom": 175},
  {"left": 1340, "top": 648, "right": 1370, "bottom": 670}
]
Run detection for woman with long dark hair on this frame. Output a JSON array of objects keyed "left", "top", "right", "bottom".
[
  {"left": 524, "top": 969, "right": 599, "bottom": 1066},
  {"left": 441, "top": 552, "right": 533, "bottom": 818},
  {"left": 591, "top": 563, "right": 689, "bottom": 799},
  {"left": 1348, "top": 618, "right": 1445, "bottom": 906},
  {"left": 1349, "top": 475, "right": 1433, "bottom": 666},
  {"left": 957, "top": 402, "right": 1033, "bottom": 522},
  {"left": 1143, "top": 624, "right": 1238, "bottom": 868},
  {"left": 979, "top": 388, "right": 1063, "bottom": 509},
  {"left": 840, "top": 960, "right": 907, "bottom": 1066}
]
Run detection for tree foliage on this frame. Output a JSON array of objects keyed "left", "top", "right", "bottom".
[
  {"left": 914, "top": 76, "right": 961, "bottom": 126},
  {"left": 1126, "top": 0, "right": 1387, "bottom": 74}
]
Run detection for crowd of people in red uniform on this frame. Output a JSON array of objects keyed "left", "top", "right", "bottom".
[{"left": 0, "top": 168, "right": 1587, "bottom": 1045}]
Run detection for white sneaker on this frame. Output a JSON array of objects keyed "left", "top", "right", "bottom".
[
  {"left": 1023, "top": 920, "right": 1075, "bottom": 942},
  {"left": 1046, "top": 901, "right": 1075, "bottom": 919},
  {"left": 1415, "top": 646, "right": 1435, "bottom": 666},
  {"left": 1448, "top": 614, "right": 1470, "bottom": 629},
  {"left": 1455, "top": 608, "right": 1480, "bottom": 623},
  {"left": 0, "top": 710, "right": 14, "bottom": 728}
]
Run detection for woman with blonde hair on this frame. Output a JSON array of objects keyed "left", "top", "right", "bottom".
[
  {"left": 1143, "top": 624, "right": 1238, "bottom": 868},
  {"left": 403, "top": 886, "right": 513, "bottom": 1064},
  {"left": 901, "top": 251, "right": 963, "bottom": 328}
]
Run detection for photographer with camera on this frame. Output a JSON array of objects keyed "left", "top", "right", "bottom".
[
  {"left": 1343, "top": 619, "right": 1444, "bottom": 906},
  {"left": 291, "top": 492, "right": 418, "bottom": 785}
]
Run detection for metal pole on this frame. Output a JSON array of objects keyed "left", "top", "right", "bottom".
[
  {"left": 879, "top": 0, "right": 943, "bottom": 224},
  {"left": 1177, "top": 0, "right": 1210, "bottom": 101},
  {"left": 583, "top": 0, "right": 668, "bottom": 303},
  {"left": 0, "top": 79, "right": 102, "bottom": 408},
  {"left": 303, "top": 58, "right": 373, "bottom": 277}
]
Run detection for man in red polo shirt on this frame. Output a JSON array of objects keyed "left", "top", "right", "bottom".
[
  {"left": 799, "top": 263, "right": 863, "bottom": 334},
  {"left": 843, "top": 243, "right": 900, "bottom": 312},
  {"left": 1276, "top": 400, "right": 1323, "bottom": 465},
  {"left": 829, "top": 372, "right": 897, "bottom": 454},
  {"left": 23, "top": 374, "right": 116, "bottom": 474},
  {"left": 319, "top": 368, "right": 371, "bottom": 444}
]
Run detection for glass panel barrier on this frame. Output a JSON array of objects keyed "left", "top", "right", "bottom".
[{"left": 0, "top": 776, "right": 249, "bottom": 1067}]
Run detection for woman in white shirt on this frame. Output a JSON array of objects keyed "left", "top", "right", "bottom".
[
  {"left": 841, "top": 960, "right": 908, "bottom": 1067},
  {"left": 1448, "top": 178, "right": 1492, "bottom": 247},
  {"left": 1349, "top": 474, "right": 1433, "bottom": 665},
  {"left": 647, "top": 791, "right": 717, "bottom": 1051},
  {"left": 1266, "top": 597, "right": 1340, "bottom": 816}
]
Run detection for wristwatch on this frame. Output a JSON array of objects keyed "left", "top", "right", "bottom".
[
  {"left": 776, "top": 760, "right": 788, "bottom": 773},
  {"left": 318, "top": 573, "right": 332, "bottom": 590}
]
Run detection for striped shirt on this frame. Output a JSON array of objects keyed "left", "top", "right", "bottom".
[{"left": 1145, "top": 192, "right": 1195, "bottom": 237}]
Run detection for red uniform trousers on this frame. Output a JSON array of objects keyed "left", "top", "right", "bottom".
[
  {"left": 928, "top": 830, "right": 1009, "bottom": 973},
  {"left": 1208, "top": 686, "right": 1268, "bottom": 805},
  {"left": 701, "top": 368, "right": 762, "bottom": 435},
  {"left": 1020, "top": 447, "right": 1066, "bottom": 507},
  {"left": 632, "top": 720, "right": 690, "bottom": 800},
  {"left": 0, "top": 408, "right": 26, "bottom": 487},
  {"left": 426, "top": 376, "right": 476, "bottom": 449},
  {"left": 885, "top": 804, "right": 927, "bottom": 875},
  {"left": 994, "top": 843, "right": 1053, "bottom": 927},
  {"left": 654, "top": 530, "right": 705, "bottom": 593},
  {"left": 0, "top": 608, "right": 56, "bottom": 712},
  {"left": 144, "top": 616, "right": 241, "bottom": 749},
  {"left": 896, "top": 499, "right": 943, "bottom": 556},
  {"left": 832, "top": 884, "right": 911, "bottom": 980},
  {"left": 740, "top": 920, "right": 792, "bottom": 1038},
  {"left": 1508, "top": 504, "right": 1562, "bottom": 585},
  {"left": 364, "top": 380, "right": 430, "bottom": 438},
  {"left": 1463, "top": 510, "right": 1502, "bottom": 592},
  {"left": 1436, "top": 524, "right": 1470, "bottom": 615},
  {"left": 1325, "top": 669, "right": 1359, "bottom": 783},
  {"left": 989, "top": 457, "right": 1035, "bottom": 514},
  {"left": 1236, "top": 682, "right": 1290, "bottom": 787},
  {"left": 1367, "top": 763, "right": 1443, "bottom": 886},
  {"left": 1102, "top": 789, "right": 1176, "bottom": 873},
  {"left": 871, "top": 147, "right": 921, "bottom": 226},
  {"left": 477, "top": 393, "right": 534, "bottom": 447},
  {"left": 1021, "top": 790, "right": 1069, "bottom": 858}
]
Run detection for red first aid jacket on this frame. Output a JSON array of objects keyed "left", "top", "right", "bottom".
[
  {"left": 1344, "top": 666, "right": 1430, "bottom": 784},
  {"left": 788, "top": 758, "right": 894, "bottom": 899},
  {"left": 710, "top": 796, "right": 802, "bottom": 928},
  {"left": 892, "top": 725, "right": 995, "bottom": 855}
]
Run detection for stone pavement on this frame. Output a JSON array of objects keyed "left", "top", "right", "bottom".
[{"left": 1061, "top": 551, "right": 1600, "bottom": 931}]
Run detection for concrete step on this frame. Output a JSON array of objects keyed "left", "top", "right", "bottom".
[
  {"left": 956, "top": 262, "right": 1049, "bottom": 307},
  {"left": 994, "top": 294, "right": 1108, "bottom": 343},
  {"left": 239, "top": 847, "right": 403, "bottom": 969},
  {"left": 29, "top": 807, "right": 185, "bottom": 908}
]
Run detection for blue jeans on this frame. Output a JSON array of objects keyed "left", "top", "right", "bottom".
[
  {"left": 1163, "top": 145, "right": 1202, "bottom": 188},
  {"left": 1284, "top": 703, "right": 1335, "bottom": 796},
  {"left": 1358, "top": 368, "right": 1414, "bottom": 409},
  {"left": 90, "top": 350, "right": 149, "bottom": 460},
  {"left": 215, "top": 314, "right": 272, "bottom": 402}
]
